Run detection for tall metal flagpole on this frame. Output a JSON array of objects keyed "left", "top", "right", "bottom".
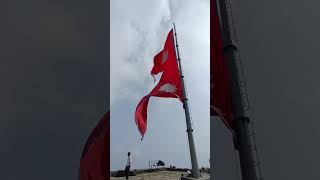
[
  {"left": 173, "top": 23, "right": 201, "bottom": 179},
  {"left": 217, "top": 0, "right": 258, "bottom": 180}
]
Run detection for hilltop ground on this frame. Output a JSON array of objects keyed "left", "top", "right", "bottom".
[{"left": 110, "top": 169, "right": 210, "bottom": 180}]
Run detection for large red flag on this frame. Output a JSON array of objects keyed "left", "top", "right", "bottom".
[
  {"left": 211, "top": 3, "right": 235, "bottom": 135},
  {"left": 135, "top": 29, "right": 183, "bottom": 139},
  {"left": 79, "top": 112, "right": 110, "bottom": 180}
]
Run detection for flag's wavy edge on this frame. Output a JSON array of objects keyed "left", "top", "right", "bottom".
[
  {"left": 134, "top": 29, "right": 183, "bottom": 140},
  {"left": 79, "top": 111, "right": 110, "bottom": 180}
]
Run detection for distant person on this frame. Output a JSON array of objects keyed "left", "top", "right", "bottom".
[
  {"left": 201, "top": 167, "right": 206, "bottom": 173},
  {"left": 124, "top": 152, "right": 131, "bottom": 180}
]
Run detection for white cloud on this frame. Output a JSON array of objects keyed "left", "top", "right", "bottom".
[{"left": 110, "top": 0, "right": 174, "bottom": 104}]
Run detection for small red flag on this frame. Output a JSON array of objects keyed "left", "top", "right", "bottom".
[
  {"left": 211, "top": 3, "right": 235, "bottom": 135},
  {"left": 79, "top": 112, "right": 110, "bottom": 180},
  {"left": 135, "top": 29, "right": 183, "bottom": 139}
]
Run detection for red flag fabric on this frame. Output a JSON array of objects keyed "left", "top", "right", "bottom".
[
  {"left": 211, "top": 3, "right": 235, "bottom": 134},
  {"left": 135, "top": 29, "right": 183, "bottom": 138},
  {"left": 79, "top": 112, "right": 110, "bottom": 180}
]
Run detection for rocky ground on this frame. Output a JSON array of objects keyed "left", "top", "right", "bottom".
[{"left": 110, "top": 170, "right": 210, "bottom": 180}]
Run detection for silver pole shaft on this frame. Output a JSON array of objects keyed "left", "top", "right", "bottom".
[
  {"left": 217, "top": 0, "right": 257, "bottom": 179},
  {"left": 173, "top": 23, "right": 201, "bottom": 179}
]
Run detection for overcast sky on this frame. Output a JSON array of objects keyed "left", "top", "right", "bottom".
[{"left": 110, "top": 0, "right": 210, "bottom": 171}]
